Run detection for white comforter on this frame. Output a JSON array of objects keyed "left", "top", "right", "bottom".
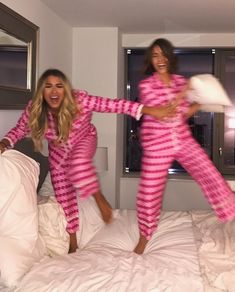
[
  {"left": 15, "top": 205, "right": 203, "bottom": 292},
  {"left": 2, "top": 195, "right": 235, "bottom": 292},
  {"left": 190, "top": 210, "right": 235, "bottom": 292}
]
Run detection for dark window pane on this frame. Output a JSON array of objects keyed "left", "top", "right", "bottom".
[
  {"left": 223, "top": 54, "right": 235, "bottom": 168},
  {"left": 125, "top": 49, "right": 214, "bottom": 173}
]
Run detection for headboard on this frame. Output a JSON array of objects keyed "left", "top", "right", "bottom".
[{"left": 13, "top": 138, "right": 49, "bottom": 191}]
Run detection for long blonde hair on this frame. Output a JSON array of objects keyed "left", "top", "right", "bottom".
[{"left": 29, "top": 69, "right": 79, "bottom": 151}]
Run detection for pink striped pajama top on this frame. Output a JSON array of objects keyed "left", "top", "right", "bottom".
[
  {"left": 4, "top": 90, "right": 143, "bottom": 233},
  {"left": 137, "top": 73, "right": 235, "bottom": 240}
]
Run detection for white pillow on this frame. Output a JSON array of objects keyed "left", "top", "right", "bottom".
[
  {"left": 38, "top": 174, "right": 105, "bottom": 248},
  {"left": 77, "top": 196, "right": 105, "bottom": 248},
  {"left": 37, "top": 196, "right": 69, "bottom": 256},
  {"left": 37, "top": 193, "right": 104, "bottom": 253},
  {"left": 187, "top": 74, "right": 232, "bottom": 111},
  {"left": 0, "top": 150, "right": 46, "bottom": 287},
  {"left": 199, "top": 104, "right": 225, "bottom": 113},
  {"left": 85, "top": 209, "right": 138, "bottom": 252}
]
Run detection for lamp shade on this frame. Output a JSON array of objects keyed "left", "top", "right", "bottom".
[
  {"left": 94, "top": 147, "right": 108, "bottom": 173},
  {"left": 228, "top": 118, "right": 235, "bottom": 129}
]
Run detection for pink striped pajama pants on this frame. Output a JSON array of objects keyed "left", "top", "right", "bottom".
[
  {"left": 137, "top": 133, "right": 235, "bottom": 240},
  {"left": 50, "top": 133, "right": 99, "bottom": 234}
]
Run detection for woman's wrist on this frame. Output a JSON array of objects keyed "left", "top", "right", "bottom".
[
  {"left": 0, "top": 139, "right": 10, "bottom": 149},
  {"left": 0, "top": 143, "right": 6, "bottom": 153},
  {"left": 141, "top": 106, "right": 153, "bottom": 116},
  {"left": 186, "top": 102, "right": 201, "bottom": 118}
]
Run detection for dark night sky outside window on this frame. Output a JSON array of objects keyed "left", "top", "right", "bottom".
[{"left": 125, "top": 49, "right": 214, "bottom": 173}]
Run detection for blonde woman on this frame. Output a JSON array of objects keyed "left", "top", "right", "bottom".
[{"left": 0, "top": 68, "right": 178, "bottom": 252}]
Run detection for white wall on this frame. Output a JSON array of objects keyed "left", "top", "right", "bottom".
[
  {"left": 120, "top": 33, "right": 235, "bottom": 210},
  {"left": 120, "top": 177, "right": 235, "bottom": 210},
  {"left": 1, "top": 2, "right": 235, "bottom": 210},
  {"left": 0, "top": 0, "right": 73, "bottom": 138},
  {"left": 72, "top": 27, "right": 123, "bottom": 207},
  {"left": 122, "top": 33, "right": 235, "bottom": 47},
  {"left": 72, "top": 31, "right": 235, "bottom": 209},
  {"left": 120, "top": 177, "right": 212, "bottom": 210}
]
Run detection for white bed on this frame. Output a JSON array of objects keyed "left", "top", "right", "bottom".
[{"left": 1, "top": 148, "right": 235, "bottom": 292}]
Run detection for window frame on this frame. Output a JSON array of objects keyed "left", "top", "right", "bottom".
[{"left": 123, "top": 47, "right": 235, "bottom": 177}]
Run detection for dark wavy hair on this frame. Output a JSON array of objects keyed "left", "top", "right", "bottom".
[{"left": 143, "top": 38, "right": 178, "bottom": 75}]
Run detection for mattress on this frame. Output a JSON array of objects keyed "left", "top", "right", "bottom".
[
  {"left": 14, "top": 201, "right": 203, "bottom": 292},
  {"left": 190, "top": 210, "right": 235, "bottom": 292},
  {"left": 1, "top": 150, "right": 235, "bottom": 291},
  {"left": 1, "top": 197, "right": 235, "bottom": 291}
]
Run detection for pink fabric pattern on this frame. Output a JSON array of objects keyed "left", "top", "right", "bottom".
[
  {"left": 4, "top": 90, "right": 143, "bottom": 233},
  {"left": 137, "top": 73, "right": 235, "bottom": 240}
]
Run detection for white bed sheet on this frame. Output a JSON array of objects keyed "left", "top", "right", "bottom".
[
  {"left": 0, "top": 282, "right": 14, "bottom": 292},
  {"left": 14, "top": 209, "right": 203, "bottom": 292},
  {"left": 190, "top": 210, "right": 235, "bottom": 292}
]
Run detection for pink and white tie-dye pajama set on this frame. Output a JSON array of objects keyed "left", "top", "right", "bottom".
[
  {"left": 4, "top": 90, "right": 143, "bottom": 234},
  {"left": 137, "top": 73, "right": 235, "bottom": 240}
]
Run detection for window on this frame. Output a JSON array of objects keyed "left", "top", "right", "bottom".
[
  {"left": 218, "top": 50, "right": 235, "bottom": 174},
  {"left": 124, "top": 48, "right": 235, "bottom": 176}
]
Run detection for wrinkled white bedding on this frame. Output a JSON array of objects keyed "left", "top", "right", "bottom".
[
  {"left": 190, "top": 210, "right": 235, "bottom": 292},
  {"left": 1, "top": 203, "right": 235, "bottom": 291},
  {"left": 14, "top": 208, "right": 203, "bottom": 292},
  {"left": 1, "top": 153, "right": 235, "bottom": 291},
  {"left": 1, "top": 165, "right": 235, "bottom": 292},
  {"left": 37, "top": 196, "right": 69, "bottom": 256}
]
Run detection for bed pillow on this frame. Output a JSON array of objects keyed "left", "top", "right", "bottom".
[
  {"left": 77, "top": 196, "right": 106, "bottom": 248},
  {"left": 37, "top": 195, "right": 105, "bottom": 249},
  {"left": 0, "top": 150, "right": 46, "bottom": 287},
  {"left": 199, "top": 104, "right": 225, "bottom": 113},
  {"left": 14, "top": 138, "right": 49, "bottom": 191},
  {"left": 37, "top": 195, "right": 69, "bottom": 256},
  {"left": 38, "top": 174, "right": 105, "bottom": 248},
  {"left": 187, "top": 74, "right": 232, "bottom": 112}
]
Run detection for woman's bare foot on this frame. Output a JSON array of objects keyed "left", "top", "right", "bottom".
[
  {"left": 134, "top": 235, "right": 149, "bottom": 255},
  {"left": 68, "top": 232, "right": 78, "bottom": 253},
  {"left": 69, "top": 246, "right": 77, "bottom": 253},
  {"left": 93, "top": 191, "right": 113, "bottom": 223}
]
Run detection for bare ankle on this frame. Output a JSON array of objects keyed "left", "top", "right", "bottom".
[
  {"left": 134, "top": 235, "right": 149, "bottom": 255},
  {"left": 93, "top": 191, "right": 105, "bottom": 202},
  {"left": 93, "top": 191, "right": 112, "bottom": 223},
  {"left": 69, "top": 232, "right": 78, "bottom": 253}
]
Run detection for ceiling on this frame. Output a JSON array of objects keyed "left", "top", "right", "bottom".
[{"left": 41, "top": 0, "right": 235, "bottom": 34}]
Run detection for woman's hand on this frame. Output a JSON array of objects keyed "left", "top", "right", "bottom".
[
  {"left": 142, "top": 103, "right": 177, "bottom": 120},
  {"left": 0, "top": 139, "right": 10, "bottom": 154},
  {"left": 173, "top": 83, "right": 190, "bottom": 106},
  {"left": 0, "top": 143, "right": 6, "bottom": 153},
  {"left": 172, "top": 82, "right": 201, "bottom": 118},
  {"left": 185, "top": 102, "right": 201, "bottom": 118}
]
